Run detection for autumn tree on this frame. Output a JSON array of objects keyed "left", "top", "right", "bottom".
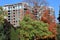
[
  {"left": 23, "top": 0, "right": 47, "bottom": 6},
  {"left": 41, "top": 8, "right": 57, "bottom": 35}
]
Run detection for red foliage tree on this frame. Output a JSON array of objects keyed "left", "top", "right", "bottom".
[
  {"left": 25, "top": 9, "right": 36, "bottom": 20},
  {"left": 24, "top": 6, "right": 57, "bottom": 35},
  {"left": 41, "top": 8, "right": 57, "bottom": 35},
  {"left": 41, "top": 9, "right": 50, "bottom": 24}
]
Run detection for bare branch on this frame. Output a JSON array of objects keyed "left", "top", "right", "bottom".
[{"left": 23, "top": 0, "right": 48, "bottom": 6}]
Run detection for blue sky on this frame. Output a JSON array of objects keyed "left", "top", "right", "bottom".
[
  {"left": 47, "top": 0, "right": 60, "bottom": 23},
  {"left": 0, "top": 0, "right": 60, "bottom": 22}
]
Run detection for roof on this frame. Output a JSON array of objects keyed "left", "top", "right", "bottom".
[{"left": 4, "top": 2, "right": 28, "bottom": 7}]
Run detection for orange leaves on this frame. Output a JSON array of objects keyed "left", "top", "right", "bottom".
[
  {"left": 43, "top": 10, "right": 49, "bottom": 17},
  {"left": 25, "top": 10, "right": 30, "bottom": 15},
  {"left": 41, "top": 9, "right": 51, "bottom": 24},
  {"left": 25, "top": 9, "right": 36, "bottom": 20},
  {"left": 41, "top": 8, "right": 57, "bottom": 35},
  {"left": 48, "top": 22, "right": 57, "bottom": 35}
]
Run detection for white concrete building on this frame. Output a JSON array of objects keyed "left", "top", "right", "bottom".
[{"left": 3, "top": 2, "right": 28, "bottom": 27}]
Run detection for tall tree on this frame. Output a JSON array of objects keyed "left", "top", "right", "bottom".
[
  {"left": 41, "top": 9, "right": 57, "bottom": 35},
  {"left": 0, "top": 6, "right": 3, "bottom": 10},
  {"left": 57, "top": 6, "right": 60, "bottom": 24},
  {"left": 0, "top": 6, "right": 3, "bottom": 14},
  {"left": 0, "top": 6, "right": 5, "bottom": 40},
  {"left": 23, "top": 0, "right": 48, "bottom": 6},
  {"left": 0, "top": 6, "right": 11, "bottom": 40}
]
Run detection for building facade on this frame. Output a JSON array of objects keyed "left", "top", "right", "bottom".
[
  {"left": 3, "top": 2, "right": 28, "bottom": 27},
  {"left": 32, "top": 5, "right": 55, "bottom": 20},
  {"left": 3, "top": 2, "right": 55, "bottom": 27}
]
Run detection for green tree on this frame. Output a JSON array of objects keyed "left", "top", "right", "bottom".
[
  {"left": 0, "top": 6, "right": 5, "bottom": 40},
  {"left": 10, "top": 28, "right": 19, "bottom": 40},
  {"left": 19, "top": 15, "right": 52, "bottom": 40}
]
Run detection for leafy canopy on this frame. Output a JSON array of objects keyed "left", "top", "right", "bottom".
[{"left": 19, "top": 15, "right": 52, "bottom": 40}]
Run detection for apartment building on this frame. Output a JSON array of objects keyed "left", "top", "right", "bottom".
[
  {"left": 3, "top": 2, "right": 55, "bottom": 27},
  {"left": 3, "top": 2, "right": 28, "bottom": 27},
  {"left": 48, "top": 6, "right": 55, "bottom": 16},
  {"left": 32, "top": 5, "right": 55, "bottom": 20}
]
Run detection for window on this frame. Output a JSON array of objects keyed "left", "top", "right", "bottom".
[
  {"left": 18, "top": 6, "right": 21, "bottom": 9},
  {"left": 13, "top": 10, "right": 15, "bottom": 11},
  {"left": 8, "top": 13, "right": 10, "bottom": 15},
  {"left": 14, "top": 24, "right": 15, "bottom": 25},
  {"left": 8, "top": 19, "right": 10, "bottom": 20},
  {"left": 24, "top": 8, "right": 27, "bottom": 10},
  {"left": 8, "top": 22, "right": 10, "bottom": 23},
  {"left": 8, "top": 16, "right": 10, "bottom": 17},
  {"left": 13, "top": 13, "right": 15, "bottom": 14},
  {"left": 13, "top": 18, "right": 15, "bottom": 19},
  {"left": 35, "top": 9, "right": 37, "bottom": 10},
  {"left": 16, "top": 21, "right": 17, "bottom": 22},
  {"left": 13, "top": 21, "right": 15, "bottom": 23},
  {"left": 13, "top": 6, "right": 15, "bottom": 8},
  {"left": 14, "top": 21, "right": 15, "bottom": 22},
  {"left": 13, "top": 15, "right": 15, "bottom": 17},
  {"left": 8, "top": 7, "right": 10, "bottom": 10},
  {"left": 8, "top": 10, "right": 10, "bottom": 12}
]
